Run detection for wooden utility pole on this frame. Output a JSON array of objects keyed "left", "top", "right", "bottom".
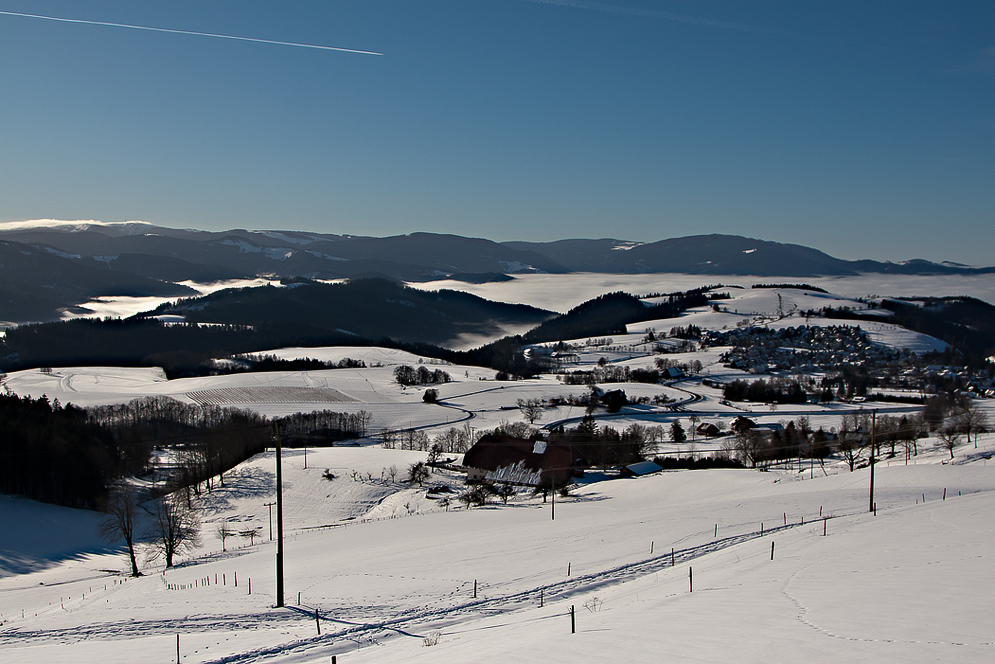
[
  {"left": 869, "top": 410, "right": 877, "bottom": 514},
  {"left": 276, "top": 423, "right": 285, "bottom": 607},
  {"left": 264, "top": 502, "right": 275, "bottom": 540}
]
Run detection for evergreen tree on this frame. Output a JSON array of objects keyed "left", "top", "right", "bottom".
[{"left": 670, "top": 420, "right": 687, "bottom": 444}]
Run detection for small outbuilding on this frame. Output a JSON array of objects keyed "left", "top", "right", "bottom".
[
  {"left": 696, "top": 422, "right": 721, "bottom": 438},
  {"left": 731, "top": 416, "right": 758, "bottom": 433},
  {"left": 619, "top": 460, "right": 664, "bottom": 478}
]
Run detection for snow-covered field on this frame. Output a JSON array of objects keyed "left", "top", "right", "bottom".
[
  {"left": 3, "top": 278, "right": 994, "bottom": 662},
  {"left": 2, "top": 437, "right": 993, "bottom": 663}
]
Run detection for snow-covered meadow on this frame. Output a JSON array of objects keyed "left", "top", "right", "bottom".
[
  {"left": 2, "top": 437, "right": 993, "bottom": 663},
  {"left": 2, "top": 279, "right": 994, "bottom": 662}
]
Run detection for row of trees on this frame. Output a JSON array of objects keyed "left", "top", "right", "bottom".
[
  {"left": 723, "top": 377, "right": 810, "bottom": 404},
  {"left": 88, "top": 396, "right": 271, "bottom": 494},
  {"left": 221, "top": 354, "right": 368, "bottom": 374},
  {"left": 393, "top": 365, "right": 453, "bottom": 386},
  {"left": 278, "top": 409, "right": 373, "bottom": 443}
]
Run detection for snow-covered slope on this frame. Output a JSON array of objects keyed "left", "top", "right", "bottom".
[{"left": 1, "top": 438, "right": 993, "bottom": 663}]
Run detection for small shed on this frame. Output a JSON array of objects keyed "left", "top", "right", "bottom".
[
  {"left": 619, "top": 460, "right": 664, "bottom": 478},
  {"left": 731, "top": 416, "right": 758, "bottom": 433},
  {"left": 696, "top": 422, "right": 721, "bottom": 438}
]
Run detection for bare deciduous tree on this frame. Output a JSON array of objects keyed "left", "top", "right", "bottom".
[
  {"left": 98, "top": 485, "right": 142, "bottom": 577},
  {"left": 953, "top": 401, "right": 989, "bottom": 448},
  {"left": 495, "top": 483, "right": 516, "bottom": 504},
  {"left": 936, "top": 427, "right": 962, "bottom": 460},
  {"left": 688, "top": 415, "right": 700, "bottom": 441},
  {"left": 517, "top": 398, "right": 544, "bottom": 424},
  {"left": 216, "top": 521, "right": 234, "bottom": 552},
  {"left": 735, "top": 430, "right": 766, "bottom": 469},
  {"left": 407, "top": 461, "right": 429, "bottom": 486},
  {"left": 459, "top": 484, "right": 491, "bottom": 508},
  {"left": 148, "top": 493, "right": 200, "bottom": 568},
  {"left": 836, "top": 435, "right": 864, "bottom": 472}
]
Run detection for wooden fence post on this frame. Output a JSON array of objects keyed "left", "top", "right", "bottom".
[{"left": 570, "top": 605, "right": 575, "bottom": 634}]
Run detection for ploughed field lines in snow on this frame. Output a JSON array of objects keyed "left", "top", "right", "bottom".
[{"left": 185, "top": 386, "right": 357, "bottom": 406}]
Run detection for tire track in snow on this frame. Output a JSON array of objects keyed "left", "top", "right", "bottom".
[
  {"left": 197, "top": 520, "right": 824, "bottom": 663},
  {"left": 3, "top": 511, "right": 864, "bottom": 661}
]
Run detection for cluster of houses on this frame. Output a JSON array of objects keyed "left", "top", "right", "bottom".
[
  {"left": 703, "top": 325, "right": 995, "bottom": 398},
  {"left": 704, "top": 325, "right": 891, "bottom": 374}
]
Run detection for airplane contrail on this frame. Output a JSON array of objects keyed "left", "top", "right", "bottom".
[{"left": 0, "top": 9, "right": 383, "bottom": 55}]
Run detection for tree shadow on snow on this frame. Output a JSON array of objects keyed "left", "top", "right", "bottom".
[{"left": 195, "top": 466, "right": 276, "bottom": 515}]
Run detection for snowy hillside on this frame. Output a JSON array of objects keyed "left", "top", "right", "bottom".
[{"left": 2, "top": 435, "right": 993, "bottom": 663}]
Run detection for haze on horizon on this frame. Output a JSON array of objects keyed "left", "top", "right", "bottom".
[{"left": 1, "top": 1, "right": 991, "bottom": 265}]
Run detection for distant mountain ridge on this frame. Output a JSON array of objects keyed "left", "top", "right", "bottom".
[
  {"left": 501, "top": 235, "right": 995, "bottom": 276},
  {"left": 1, "top": 221, "right": 991, "bottom": 324}
]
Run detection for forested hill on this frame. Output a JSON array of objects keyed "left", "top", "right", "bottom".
[
  {"left": 0, "top": 279, "right": 552, "bottom": 375},
  {"left": 148, "top": 278, "right": 551, "bottom": 344}
]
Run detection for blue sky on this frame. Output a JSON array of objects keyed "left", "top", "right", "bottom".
[{"left": 1, "top": 1, "right": 992, "bottom": 264}]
